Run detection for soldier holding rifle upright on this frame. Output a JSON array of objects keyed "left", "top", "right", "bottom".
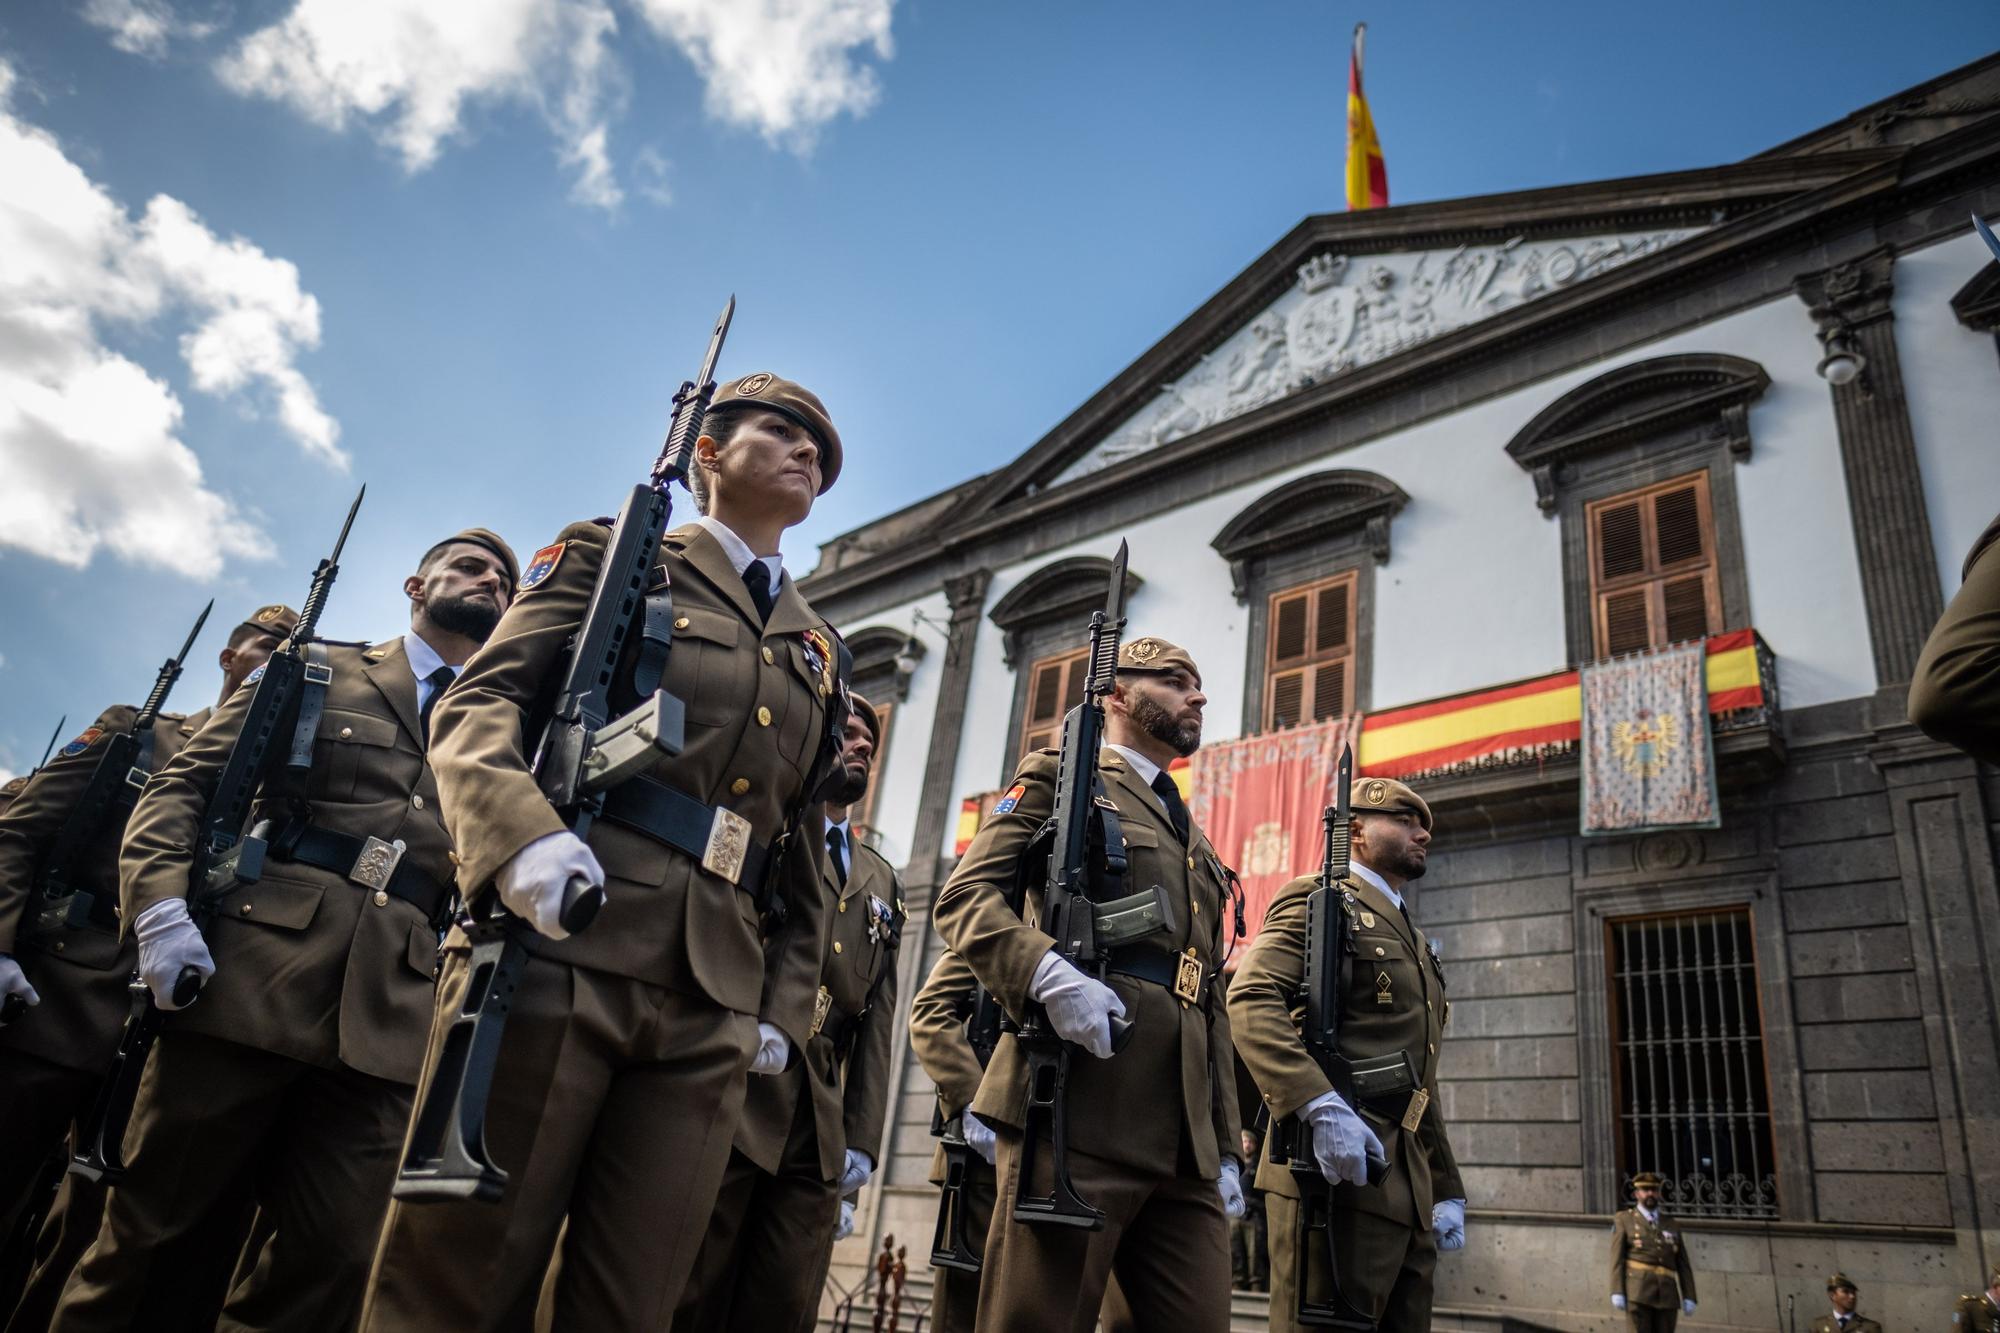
[
  {"left": 932, "top": 623, "right": 1242, "bottom": 1333},
  {"left": 362, "top": 351, "right": 852, "bottom": 1329},
  {"left": 51, "top": 520, "right": 516, "bottom": 1333},
  {"left": 1228, "top": 773, "right": 1465, "bottom": 1333}
]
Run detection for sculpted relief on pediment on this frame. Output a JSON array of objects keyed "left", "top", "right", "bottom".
[{"left": 1051, "top": 227, "right": 1703, "bottom": 486}]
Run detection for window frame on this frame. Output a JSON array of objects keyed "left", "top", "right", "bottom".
[
  {"left": 1016, "top": 647, "right": 1089, "bottom": 761},
  {"left": 1263, "top": 569, "right": 1359, "bottom": 730},
  {"left": 1585, "top": 470, "right": 1725, "bottom": 658}
]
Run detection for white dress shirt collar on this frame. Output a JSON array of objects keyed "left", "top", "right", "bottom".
[
  {"left": 1104, "top": 743, "right": 1163, "bottom": 789},
  {"left": 1350, "top": 860, "right": 1404, "bottom": 911},
  {"left": 693, "top": 514, "right": 783, "bottom": 586}
]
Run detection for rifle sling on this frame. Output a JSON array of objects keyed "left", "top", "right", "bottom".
[
  {"left": 598, "top": 776, "right": 773, "bottom": 900},
  {"left": 273, "top": 823, "right": 451, "bottom": 925},
  {"left": 286, "top": 643, "right": 332, "bottom": 778},
  {"left": 631, "top": 584, "right": 675, "bottom": 701}
]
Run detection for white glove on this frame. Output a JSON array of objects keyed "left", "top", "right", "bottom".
[
  {"left": 833, "top": 1198, "right": 855, "bottom": 1241},
  {"left": 1301, "top": 1089, "right": 1384, "bottom": 1187},
  {"left": 0, "top": 955, "right": 40, "bottom": 1012},
  {"left": 1682, "top": 1299, "right": 1696, "bottom": 1315},
  {"left": 839, "top": 1149, "right": 874, "bottom": 1195},
  {"left": 1432, "top": 1197, "right": 1466, "bottom": 1251},
  {"left": 1029, "top": 951, "right": 1127, "bottom": 1059},
  {"left": 963, "top": 1113, "right": 997, "bottom": 1166},
  {"left": 749, "top": 1021, "right": 791, "bottom": 1075},
  {"left": 1217, "top": 1158, "right": 1246, "bottom": 1220},
  {"left": 1611, "top": 1294, "right": 1627, "bottom": 1311},
  {"left": 134, "top": 899, "right": 215, "bottom": 1009},
  {"left": 496, "top": 831, "right": 604, "bottom": 941}
]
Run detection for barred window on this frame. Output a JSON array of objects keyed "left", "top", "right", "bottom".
[
  {"left": 1264, "top": 572, "right": 1356, "bottom": 730},
  {"left": 1019, "top": 647, "right": 1088, "bottom": 758},
  {"left": 1586, "top": 472, "right": 1722, "bottom": 658},
  {"left": 1608, "top": 909, "right": 1778, "bottom": 1218}
]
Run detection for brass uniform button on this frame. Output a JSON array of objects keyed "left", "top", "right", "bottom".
[
  {"left": 412, "top": 794, "right": 425, "bottom": 810},
  {"left": 833, "top": 941, "right": 843, "bottom": 954},
  {"left": 53, "top": 941, "right": 64, "bottom": 953},
  {"left": 240, "top": 904, "right": 253, "bottom": 915},
  {"left": 1375, "top": 946, "right": 1386, "bottom": 957},
  {"left": 757, "top": 707, "right": 772, "bottom": 727},
  {"left": 1186, "top": 855, "right": 1195, "bottom": 869},
  {"left": 448, "top": 850, "right": 461, "bottom": 866},
  {"left": 373, "top": 890, "right": 389, "bottom": 907},
  {"left": 1191, "top": 900, "right": 1200, "bottom": 915},
  {"left": 674, "top": 616, "right": 690, "bottom": 630},
  {"left": 730, "top": 778, "right": 751, "bottom": 796},
  {"left": 1429, "top": 1043, "right": 1437, "bottom": 1054},
  {"left": 762, "top": 647, "right": 775, "bottom": 664},
  {"left": 838, "top": 900, "right": 848, "bottom": 913},
  {"left": 339, "top": 726, "right": 353, "bottom": 740}
]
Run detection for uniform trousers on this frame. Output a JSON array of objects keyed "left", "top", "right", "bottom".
[
  {"left": 930, "top": 1160, "right": 996, "bottom": 1333},
  {"left": 0, "top": 1053, "right": 93, "bottom": 1279},
  {"left": 671, "top": 1093, "right": 841, "bottom": 1333},
  {"left": 975, "top": 1126, "right": 1229, "bottom": 1333},
  {"left": 361, "top": 949, "right": 758, "bottom": 1331},
  {"left": 1627, "top": 1306, "right": 1679, "bottom": 1332},
  {"left": 1265, "top": 1191, "right": 1437, "bottom": 1333},
  {"left": 50, "top": 1031, "right": 411, "bottom": 1333}
]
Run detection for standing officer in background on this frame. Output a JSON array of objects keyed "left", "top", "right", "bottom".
[
  {"left": 363, "top": 375, "right": 848, "bottom": 1330},
  {"left": 1809, "top": 1272, "right": 1878, "bottom": 1332},
  {"left": 1955, "top": 1266, "right": 2000, "bottom": 1332},
  {"left": 0, "top": 606, "right": 295, "bottom": 1328},
  {"left": 674, "top": 690, "right": 904, "bottom": 1332},
  {"left": 933, "top": 636, "right": 1243, "bottom": 1333},
  {"left": 1228, "top": 776, "right": 1466, "bottom": 1333},
  {"left": 52, "top": 530, "right": 516, "bottom": 1333},
  {"left": 1607, "top": 1172, "right": 1696, "bottom": 1330}
]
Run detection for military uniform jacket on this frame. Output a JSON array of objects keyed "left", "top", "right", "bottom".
[
  {"left": 1910, "top": 512, "right": 2000, "bottom": 762},
  {"left": 1609, "top": 1207, "right": 1697, "bottom": 1308},
  {"left": 122, "top": 639, "right": 452, "bottom": 1085},
  {"left": 429, "top": 521, "right": 835, "bottom": 1052},
  {"left": 1229, "top": 870, "right": 1463, "bottom": 1229},
  {"left": 909, "top": 948, "right": 988, "bottom": 1185},
  {"left": 934, "top": 747, "right": 1241, "bottom": 1179},
  {"left": 1809, "top": 1312, "right": 1881, "bottom": 1333},
  {"left": 1956, "top": 1292, "right": 2000, "bottom": 1332},
  {"left": 0, "top": 706, "right": 205, "bottom": 1073},
  {"left": 735, "top": 835, "right": 903, "bottom": 1181}
]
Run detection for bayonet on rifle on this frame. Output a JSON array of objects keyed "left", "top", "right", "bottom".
[{"left": 36, "top": 715, "right": 68, "bottom": 772}]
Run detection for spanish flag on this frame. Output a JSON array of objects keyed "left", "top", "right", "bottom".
[{"left": 1345, "top": 23, "right": 1388, "bottom": 210}]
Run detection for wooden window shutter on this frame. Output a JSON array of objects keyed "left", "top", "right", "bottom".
[
  {"left": 1586, "top": 471, "right": 1722, "bottom": 658},
  {"left": 1020, "top": 647, "right": 1088, "bottom": 758},
  {"left": 1264, "top": 571, "right": 1356, "bottom": 729}
]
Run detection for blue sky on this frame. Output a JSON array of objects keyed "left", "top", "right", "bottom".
[{"left": 0, "top": 0, "right": 1995, "bottom": 773}]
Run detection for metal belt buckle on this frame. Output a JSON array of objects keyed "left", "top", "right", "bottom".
[
  {"left": 703, "top": 807, "right": 753, "bottom": 885},
  {"left": 1400, "top": 1087, "right": 1430, "bottom": 1133},
  {"left": 304, "top": 661, "right": 334, "bottom": 686},
  {"left": 1173, "top": 947, "right": 1203, "bottom": 1006},
  {"left": 350, "top": 837, "right": 407, "bottom": 891},
  {"left": 810, "top": 986, "right": 832, "bottom": 1039}
]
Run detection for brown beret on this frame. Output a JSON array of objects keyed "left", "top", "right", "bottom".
[
  {"left": 1629, "top": 1171, "right": 1663, "bottom": 1190},
  {"left": 236, "top": 604, "right": 299, "bottom": 643},
  {"left": 1117, "top": 636, "right": 1201, "bottom": 686},
  {"left": 707, "top": 373, "right": 843, "bottom": 494},
  {"left": 847, "top": 689, "right": 882, "bottom": 747},
  {"left": 1351, "top": 775, "right": 1432, "bottom": 833},
  {"left": 1827, "top": 1273, "right": 1856, "bottom": 1292},
  {"left": 424, "top": 528, "right": 520, "bottom": 589}
]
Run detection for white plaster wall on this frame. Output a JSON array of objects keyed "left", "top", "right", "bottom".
[
  {"left": 832, "top": 589, "right": 949, "bottom": 867},
  {"left": 1892, "top": 229, "right": 2000, "bottom": 594}
]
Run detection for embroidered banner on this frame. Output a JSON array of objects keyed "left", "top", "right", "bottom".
[
  {"left": 1188, "top": 715, "right": 1359, "bottom": 967},
  {"left": 1580, "top": 641, "right": 1720, "bottom": 835}
]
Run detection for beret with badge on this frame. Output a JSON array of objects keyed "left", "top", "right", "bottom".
[
  {"left": 1629, "top": 1170, "right": 1664, "bottom": 1190},
  {"left": 1116, "top": 636, "right": 1202, "bottom": 686},
  {"left": 422, "top": 527, "right": 520, "bottom": 590},
  {"left": 1827, "top": 1272, "right": 1856, "bottom": 1292},
  {"left": 1351, "top": 774, "right": 1433, "bottom": 833},
  {"left": 847, "top": 689, "right": 882, "bottom": 747},
  {"left": 236, "top": 604, "right": 300, "bottom": 644},
  {"left": 706, "top": 372, "right": 843, "bottom": 494}
]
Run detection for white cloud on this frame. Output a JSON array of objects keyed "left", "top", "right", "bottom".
[
  {"left": 0, "top": 61, "right": 339, "bottom": 579},
  {"left": 633, "top": 144, "right": 672, "bottom": 206},
  {"left": 629, "top": 0, "right": 893, "bottom": 150},
  {"left": 78, "top": 0, "right": 216, "bottom": 58},
  {"left": 201, "top": 0, "right": 894, "bottom": 209}
]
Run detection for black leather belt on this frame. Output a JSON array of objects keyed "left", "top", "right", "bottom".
[
  {"left": 278, "top": 825, "right": 451, "bottom": 925},
  {"left": 1106, "top": 944, "right": 1212, "bottom": 1007},
  {"left": 599, "top": 778, "right": 772, "bottom": 895}
]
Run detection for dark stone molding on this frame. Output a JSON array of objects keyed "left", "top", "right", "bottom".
[
  {"left": 987, "top": 556, "right": 1143, "bottom": 669},
  {"left": 847, "top": 624, "right": 919, "bottom": 703},
  {"left": 1950, "top": 260, "right": 2000, "bottom": 332},
  {"left": 900, "top": 569, "right": 991, "bottom": 909},
  {"left": 1210, "top": 469, "right": 1409, "bottom": 601},
  {"left": 1504, "top": 354, "right": 1770, "bottom": 515},
  {"left": 1795, "top": 249, "right": 1945, "bottom": 685}
]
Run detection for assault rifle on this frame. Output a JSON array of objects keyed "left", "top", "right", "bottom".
[
  {"left": 395, "top": 299, "right": 736, "bottom": 1205},
  {"left": 1266, "top": 744, "right": 1398, "bottom": 1328},
  {"left": 72, "top": 490, "right": 363, "bottom": 1182},
  {"left": 927, "top": 980, "right": 1005, "bottom": 1273}
]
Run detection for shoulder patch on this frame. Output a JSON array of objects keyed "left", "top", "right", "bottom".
[
  {"left": 520, "top": 541, "right": 567, "bottom": 591},
  {"left": 59, "top": 726, "right": 105, "bottom": 757},
  {"left": 994, "top": 783, "right": 1028, "bottom": 816},
  {"left": 244, "top": 664, "right": 267, "bottom": 685}
]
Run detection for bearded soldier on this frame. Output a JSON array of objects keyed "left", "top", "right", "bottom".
[{"left": 1608, "top": 1172, "right": 1697, "bottom": 1331}]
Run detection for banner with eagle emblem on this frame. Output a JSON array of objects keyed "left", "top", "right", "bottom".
[{"left": 1580, "top": 641, "right": 1720, "bottom": 835}]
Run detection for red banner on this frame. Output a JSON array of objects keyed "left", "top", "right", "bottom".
[{"left": 1189, "top": 716, "right": 1360, "bottom": 968}]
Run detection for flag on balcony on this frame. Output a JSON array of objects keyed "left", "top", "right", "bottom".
[
  {"left": 1189, "top": 715, "right": 1360, "bottom": 966},
  {"left": 1345, "top": 24, "right": 1388, "bottom": 211},
  {"left": 1580, "top": 641, "right": 1720, "bottom": 835}
]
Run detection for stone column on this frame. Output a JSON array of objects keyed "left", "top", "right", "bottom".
[
  {"left": 1795, "top": 247, "right": 1944, "bottom": 685},
  {"left": 898, "top": 569, "right": 992, "bottom": 904}
]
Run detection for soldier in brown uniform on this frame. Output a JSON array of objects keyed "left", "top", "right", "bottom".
[
  {"left": 673, "top": 691, "right": 904, "bottom": 1333},
  {"left": 0, "top": 608, "right": 295, "bottom": 1327},
  {"left": 1955, "top": 1267, "right": 2000, "bottom": 1333},
  {"left": 1228, "top": 776, "right": 1465, "bottom": 1333},
  {"left": 1608, "top": 1172, "right": 1697, "bottom": 1330},
  {"left": 362, "top": 375, "right": 847, "bottom": 1331},
  {"left": 1911, "top": 513, "right": 2000, "bottom": 763},
  {"left": 933, "top": 636, "right": 1243, "bottom": 1333},
  {"left": 1809, "top": 1271, "right": 1880, "bottom": 1333},
  {"left": 50, "top": 530, "right": 516, "bottom": 1333}
]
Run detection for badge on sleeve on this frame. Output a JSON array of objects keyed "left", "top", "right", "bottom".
[
  {"left": 60, "top": 727, "right": 104, "bottom": 757},
  {"left": 244, "top": 664, "right": 266, "bottom": 685},
  {"left": 993, "top": 783, "right": 1027, "bottom": 816},
  {"left": 520, "top": 542, "right": 567, "bottom": 591}
]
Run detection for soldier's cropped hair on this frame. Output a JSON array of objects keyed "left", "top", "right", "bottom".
[{"left": 688, "top": 410, "right": 751, "bottom": 516}]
